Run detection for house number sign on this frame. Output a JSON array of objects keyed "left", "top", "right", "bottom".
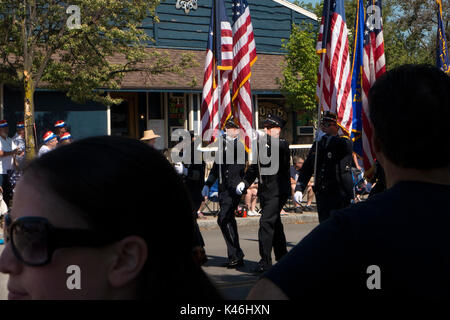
[{"left": 176, "top": 0, "right": 198, "bottom": 14}]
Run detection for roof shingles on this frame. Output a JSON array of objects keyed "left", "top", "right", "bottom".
[{"left": 117, "top": 48, "right": 284, "bottom": 92}]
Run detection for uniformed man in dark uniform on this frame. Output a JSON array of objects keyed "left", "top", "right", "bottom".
[
  {"left": 236, "top": 114, "right": 291, "bottom": 273},
  {"left": 202, "top": 118, "right": 246, "bottom": 268},
  {"left": 294, "top": 111, "right": 354, "bottom": 223},
  {"left": 176, "top": 131, "right": 208, "bottom": 266}
]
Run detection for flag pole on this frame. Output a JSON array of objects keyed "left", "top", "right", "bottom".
[
  {"left": 213, "top": 0, "right": 223, "bottom": 185},
  {"left": 313, "top": 0, "right": 331, "bottom": 189},
  {"left": 313, "top": 51, "right": 326, "bottom": 187}
]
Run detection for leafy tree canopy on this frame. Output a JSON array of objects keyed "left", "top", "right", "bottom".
[
  {"left": 0, "top": 0, "right": 195, "bottom": 106},
  {"left": 282, "top": 0, "right": 449, "bottom": 121}
]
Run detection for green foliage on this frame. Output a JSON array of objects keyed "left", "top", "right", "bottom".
[
  {"left": 0, "top": 0, "right": 197, "bottom": 106},
  {"left": 280, "top": 0, "right": 449, "bottom": 125},
  {"left": 278, "top": 23, "right": 319, "bottom": 124},
  {"left": 382, "top": 0, "right": 450, "bottom": 69}
]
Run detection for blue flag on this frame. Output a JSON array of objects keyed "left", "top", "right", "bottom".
[
  {"left": 350, "top": 0, "right": 365, "bottom": 157},
  {"left": 437, "top": 0, "right": 450, "bottom": 74}
]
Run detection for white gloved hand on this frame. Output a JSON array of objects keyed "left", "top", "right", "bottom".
[
  {"left": 174, "top": 162, "right": 184, "bottom": 175},
  {"left": 236, "top": 182, "right": 245, "bottom": 195},
  {"left": 256, "top": 129, "right": 265, "bottom": 137},
  {"left": 201, "top": 185, "right": 210, "bottom": 198},
  {"left": 294, "top": 191, "right": 303, "bottom": 205}
]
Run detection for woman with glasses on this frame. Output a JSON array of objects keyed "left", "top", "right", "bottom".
[{"left": 0, "top": 136, "right": 220, "bottom": 300}]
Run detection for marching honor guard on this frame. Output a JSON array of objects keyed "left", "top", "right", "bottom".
[
  {"left": 202, "top": 117, "right": 246, "bottom": 268},
  {"left": 174, "top": 131, "right": 208, "bottom": 266},
  {"left": 236, "top": 114, "right": 291, "bottom": 273},
  {"left": 294, "top": 111, "right": 354, "bottom": 223}
]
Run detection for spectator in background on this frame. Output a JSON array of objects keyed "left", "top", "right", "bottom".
[
  {"left": 59, "top": 132, "right": 72, "bottom": 146},
  {"left": 290, "top": 156, "right": 314, "bottom": 212},
  {"left": 352, "top": 152, "right": 363, "bottom": 171},
  {"left": 0, "top": 136, "right": 221, "bottom": 300},
  {"left": 12, "top": 122, "right": 26, "bottom": 171},
  {"left": 245, "top": 180, "right": 259, "bottom": 216},
  {"left": 0, "top": 120, "right": 19, "bottom": 205},
  {"left": 53, "top": 120, "right": 67, "bottom": 139},
  {"left": 140, "top": 130, "right": 160, "bottom": 148},
  {"left": 303, "top": 179, "right": 315, "bottom": 211},
  {"left": 8, "top": 121, "right": 27, "bottom": 205},
  {"left": 38, "top": 132, "right": 58, "bottom": 157},
  {"left": 290, "top": 156, "right": 304, "bottom": 213},
  {"left": 351, "top": 152, "right": 369, "bottom": 202}
]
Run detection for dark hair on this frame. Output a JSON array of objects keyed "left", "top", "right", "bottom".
[
  {"left": 368, "top": 64, "right": 450, "bottom": 169},
  {"left": 293, "top": 156, "right": 304, "bottom": 164},
  {"left": 24, "top": 135, "right": 221, "bottom": 300}
]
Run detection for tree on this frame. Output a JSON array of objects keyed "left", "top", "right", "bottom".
[
  {"left": 282, "top": 0, "right": 449, "bottom": 122},
  {"left": 383, "top": 0, "right": 450, "bottom": 69},
  {"left": 0, "top": 0, "right": 194, "bottom": 160},
  {"left": 278, "top": 23, "right": 319, "bottom": 124}
]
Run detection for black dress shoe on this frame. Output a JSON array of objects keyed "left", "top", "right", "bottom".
[
  {"left": 227, "top": 258, "right": 244, "bottom": 269},
  {"left": 253, "top": 261, "right": 272, "bottom": 273}
]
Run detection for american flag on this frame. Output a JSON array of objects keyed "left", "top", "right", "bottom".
[
  {"left": 316, "top": 0, "right": 353, "bottom": 135},
  {"left": 231, "top": 0, "right": 257, "bottom": 151},
  {"left": 361, "top": 0, "right": 386, "bottom": 171},
  {"left": 201, "top": 0, "right": 233, "bottom": 142}
]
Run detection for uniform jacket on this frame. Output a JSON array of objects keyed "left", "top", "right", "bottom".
[
  {"left": 184, "top": 139, "right": 205, "bottom": 203},
  {"left": 296, "top": 134, "right": 354, "bottom": 200},
  {"left": 243, "top": 137, "right": 291, "bottom": 198},
  {"left": 205, "top": 136, "right": 247, "bottom": 193}
]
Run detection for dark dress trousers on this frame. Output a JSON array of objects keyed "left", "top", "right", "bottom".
[
  {"left": 205, "top": 136, "right": 246, "bottom": 261},
  {"left": 242, "top": 137, "right": 291, "bottom": 266}
]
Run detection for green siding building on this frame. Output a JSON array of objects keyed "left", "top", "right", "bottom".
[{"left": 2, "top": 0, "right": 317, "bottom": 149}]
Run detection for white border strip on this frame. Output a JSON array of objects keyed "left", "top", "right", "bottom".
[
  {"left": 289, "top": 144, "right": 313, "bottom": 149},
  {"left": 272, "top": 0, "right": 318, "bottom": 21},
  {"left": 106, "top": 105, "right": 111, "bottom": 135}
]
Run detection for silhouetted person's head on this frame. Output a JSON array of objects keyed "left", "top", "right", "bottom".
[
  {"left": 0, "top": 136, "right": 220, "bottom": 300},
  {"left": 369, "top": 64, "right": 450, "bottom": 172}
]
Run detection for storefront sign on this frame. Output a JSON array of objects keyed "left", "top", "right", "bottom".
[
  {"left": 258, "top": 102, "right": 288, "bottom": 127},
  {"left": 169, "top": 95, "right": 185, "bottom": 127},
  {"left": 176, "top": 0, "right": 198, "bottom": 14}
]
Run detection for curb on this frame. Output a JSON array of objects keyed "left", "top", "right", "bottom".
[{"left": 198, "top": 213, "right": 319, "bottom": 230}]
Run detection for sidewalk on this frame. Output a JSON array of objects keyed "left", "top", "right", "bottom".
[{"left": 197, "top": 211, "right": 319, "bottom": 230}]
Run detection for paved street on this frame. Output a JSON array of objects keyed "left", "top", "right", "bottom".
[
  {"left": 0, "top": 247, "right": 6, "bottom": 300},
  {"left": 201, "top": 222, "right": 319, "bottom": 299},
  {"left": 0, "top": 222, "right": 318, "bottom": 300}
]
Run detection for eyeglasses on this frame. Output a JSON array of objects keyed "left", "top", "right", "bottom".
[{"left": 4, "top": 214, "right": 119, "bottom": 266}]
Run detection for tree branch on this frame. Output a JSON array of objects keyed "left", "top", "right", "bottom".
[{"left": 33, "top": 13, "right": 67, "bottom": 87}]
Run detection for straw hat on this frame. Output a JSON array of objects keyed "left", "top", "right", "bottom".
[{"left": 140, "top": 130, "right": 160, "bottom": 141}]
